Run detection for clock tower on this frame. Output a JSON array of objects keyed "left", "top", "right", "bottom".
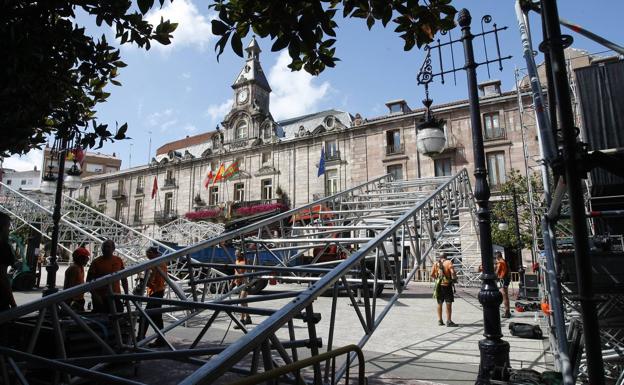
[{"left": 222, "top": 37, "right": 275, "bottom": 145}]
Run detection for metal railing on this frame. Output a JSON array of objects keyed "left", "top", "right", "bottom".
[
  {"left": 112, "top": 189, "right": 127, "bottom": 199},
  {"left": 325, "top": 150, "right": 341, "bottom": 161},
  {"left": 0, "top": 169, "right": 477, "bottom": 385},
  {"left": 385, "top": 143, "right": 405, "bottom": 155},
  {"left": 483, "top": 126, "right": 507, "bottom": 141}
]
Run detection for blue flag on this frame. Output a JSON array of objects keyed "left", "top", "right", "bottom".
[{"left": 318, "top": 147, "right": 325, "bottom": 177}]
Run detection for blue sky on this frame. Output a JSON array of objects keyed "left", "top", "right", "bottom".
[{"left": 5, "top": 0, "right": 623, "bottom": 171}]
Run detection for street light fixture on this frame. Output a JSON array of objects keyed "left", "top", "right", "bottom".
[
  {"left": 416, "top": 97, "right": 446, "bottom": 156},
  {"left": 415, "top": 9, "right": 513, "bottom": 383},
  {"left": 497, "top": 221, "right": 509, "bottom": 231},
  {"left": 65, "top": 162, "right": 83, "bottom": 191},
  {"left": 41, "top": 135, "right": 83, "bottom": 296}
]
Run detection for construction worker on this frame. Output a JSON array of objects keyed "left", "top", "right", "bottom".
[
  {"left": 138, "top": 246, "right": 167, "bottom": 347},
  {"left": 63, "top": 247, "right": 91, "bottom": 311},
  {"left": 233, "top": 249, "right": 252, "bottom": 328},
  {"left": 430, "top": 252, "right": 458, "bottom": 327},
  {"left": 495, "top": 252, "right": 511, "bottom": 318},
  {"left": 87, "top": 240, "right": 127, "bottom": 313}
]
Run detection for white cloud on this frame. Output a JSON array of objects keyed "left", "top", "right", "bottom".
[
  {"left": 160, "top": 119, "right": 179, "bottom": 132},
  {"left": 147, "top": 108, "right": 174, "bottom": 126},
  {"left": 184, "top": 124, "right": 198, "bottom": 133},
  {"left": 205, "top": 99, "right": 232, "bottom": 123},
  {"left": 268, "top": 51, "right": 331, "bottom": 121},
  {"left": 2, "top": 150, "right": 43, "bottom": 172},
  {"left": 181, "top": 72, "right": 192, "bottom": 79},
  {"left": 145, "top": 0, "right": 214, "bottom": 52}
]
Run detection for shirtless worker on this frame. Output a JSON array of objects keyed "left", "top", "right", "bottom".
[
  {"left": 63, "top": 247, "right": 91, "bottom": 311},
  {"left": 87, "top": 240, "right": 127, "bottom": 313},
  {"left": 430, "top": 252, "right": 458, "bottom": 327}
]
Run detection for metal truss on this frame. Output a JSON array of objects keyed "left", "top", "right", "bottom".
[
  {"left": 0, "top": 169, "right": 478, "bottom": 384},
  {"left": 0, "top": 183, "right": 200, "bottom": 294},
  {"left": 159, "top": 218, "right": 224, "bottom": 246}
]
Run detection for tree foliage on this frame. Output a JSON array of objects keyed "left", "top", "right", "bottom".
[
  {"left": 210, "top": 0, "right": 457, "bottom": 75},
  {"left": 0, "top": 0, "right": 177, "bottom": 157},
  {"left": 491, "top": 169, "right": 544, "bottom": 250}
]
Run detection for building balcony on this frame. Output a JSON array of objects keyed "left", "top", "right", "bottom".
[
  {"left": 386, "top": 143, "right": 405, "bottom": 155},
  {"left": 135, "top": 187, "right": 145, "bottom": 196},
  {"left": 231, "top": 198, "right": 281, "bottom": 211},
  {"left": 132, "top": 215, "right": 142, "bottom": 226},
  {"left": 154, "top": 210, "right": 178, "bottom": 224},
  {"left": 162, "top": 178, "right": 177, "bottom": 189},
  {"left": 325, "top": 150, "right": 341, "bottom": 162},
  {"left": 112, "top": 189, "right": 127, "bottom": 199},
  {"left": 483, "top": 127, "right": 507, "bottom": 141}
]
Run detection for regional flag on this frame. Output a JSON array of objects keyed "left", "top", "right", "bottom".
[
  {"left": 317, "top": 147, "right": 325, "bottom": 177},
  {"left": 151, "top": 176, "right": 158, "bottom": 199},
  {"left": 223, "top": 161, "right": 240, "bottom": 181},
  {"left": 203, "top": 165, "right": 214, "bottom": 189},
  {"left": 213, "top": 164, "right": 225, "bottom": 184}
]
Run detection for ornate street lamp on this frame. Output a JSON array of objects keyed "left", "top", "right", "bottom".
[
  {"left": 414, "top": 10, "right": 513, "bottom": 383},
  {"left": 40, "top": 163, "right": 57, "bottom": 195},
  {"left": 416, "top": 56, "right": 446, "bottom": 157},
  {"left": 416, "top": 96, "right": 446, "bottom": 156},
  {"left": 41, "top": 135, "right": 83, "bottom": 296},
  {"left": 65, "top": 161, "right": 83, "bottom": 191}
]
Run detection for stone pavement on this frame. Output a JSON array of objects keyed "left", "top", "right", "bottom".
[{"left": 14, "top": 267, "right": 552, "bottom": 384}]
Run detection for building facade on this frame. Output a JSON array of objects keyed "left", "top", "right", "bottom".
[
  {"left": 81, "top": 38, "right": 543, "bottom": 235},
  {"left": 1, "top": 167, "right": 41, "bottom": 191}
]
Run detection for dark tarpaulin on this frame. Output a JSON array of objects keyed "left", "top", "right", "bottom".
[{"left": 575, "top": 60, "right": 624, "bottom": 234}]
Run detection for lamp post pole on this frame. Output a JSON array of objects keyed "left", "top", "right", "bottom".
[
  {"left": 457, "top": 9, "right": 510, "bottom": 384},
  {"left": 511, "top": 187, "right": 523, "bottom": 270},
  {"left": 43, "top": 139, "right": 67, "bottom": 296}
]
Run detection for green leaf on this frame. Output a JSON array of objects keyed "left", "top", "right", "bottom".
[
  {"left": 366, "top": 15, "right": 375, "bottom": 30},
  {"left": 231, "top": 31, "right": 243, "bottom": 57},
  {"left": 271, "top": 34, "right": 290, "bottom": 52},
  {"left": 211, "top": 20, "right": 229, "bottom": 36},
  {"left": 137, "top": 0, "right": 154, "bottom": 15}
]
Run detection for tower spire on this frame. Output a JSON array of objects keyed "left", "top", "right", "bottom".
[{"left": 245, "top": 35, "right": 261, "bottom": 59}]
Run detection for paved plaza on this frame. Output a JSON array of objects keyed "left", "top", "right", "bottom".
[{"left": 14, "top": 266, "right": 551, "bottom": 384}]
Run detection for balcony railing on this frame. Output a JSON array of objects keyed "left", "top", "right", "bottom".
[
  {"left": 483, "top": 127, "right": 507, "bottom": 141},
  {"left": 163, "top": 178, "right": 176, "bottom": 188},
  {"left": 325, "top": 150, "right": 341, "bottom": 161},
  {"left": 231, "top": 198, "right": 281, "bottom": 211},
  {"left": 154, "top": 210, "right": 178, "bottom": 224},
  {"left": 112, "top": 189, "right": 127, "bottom": 199},
  {"left": 386, "top": 143, "right": 405, "bottom": 155}
]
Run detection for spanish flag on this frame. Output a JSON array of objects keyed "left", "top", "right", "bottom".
[{"left": 213, "top": 164, "right": 225, "bottom": 184}]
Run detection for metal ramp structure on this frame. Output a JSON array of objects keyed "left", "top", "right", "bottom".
[
  {"left": 159, "top": 218, "right": 224, "bottom": 246},
  {"left": 0, "top": 169, "right": 479, "bottom": 384},
  {"left": 0, "top": 183, "right": 203, "bottom": 297}
]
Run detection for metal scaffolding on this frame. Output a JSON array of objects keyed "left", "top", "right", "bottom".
[{"left": 0, "top": 169, "right": 479, "bottom": 384}]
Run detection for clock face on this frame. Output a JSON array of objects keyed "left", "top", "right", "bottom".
[{"left": 237, "top": 89, "right": 249, "bottom": 104}]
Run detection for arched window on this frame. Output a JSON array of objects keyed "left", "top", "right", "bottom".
[
  {"left": 235, "top": 120, "right": 248, "bottom": 140},
  {"left": 212, "top": 135, "right": 220, "bottom": 149}
]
